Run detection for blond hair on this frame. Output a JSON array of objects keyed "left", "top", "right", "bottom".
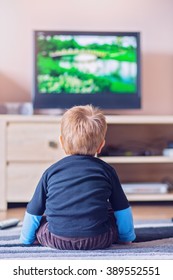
[{"left": 60, "top": 105, "right": 107, "bottom": 155}]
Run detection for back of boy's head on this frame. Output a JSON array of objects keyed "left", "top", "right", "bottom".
[{"left": 61, "top": 105, "right": 107, "bottom": 155}]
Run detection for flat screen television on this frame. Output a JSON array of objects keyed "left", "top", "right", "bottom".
[{"left": 33, "top": 31, "right": 141, "bottom": 111}]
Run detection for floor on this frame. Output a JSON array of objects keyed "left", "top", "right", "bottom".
[{"left": 0, "top": 203, "right": 172, "bottom": 222}]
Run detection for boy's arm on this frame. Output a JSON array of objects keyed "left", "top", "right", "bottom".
[
  {"left": 20, "top": 211, "right": 42, "bottom": 244},
  {"left": 20, "top": 173, "right": 47, "bottom": 244},
  {"left": 114, "top": 206, "right": 136, "bottom": 244}
]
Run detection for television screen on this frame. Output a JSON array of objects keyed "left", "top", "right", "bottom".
[{"left": 33, "top": 31, "right": 141, "bottom": 111}]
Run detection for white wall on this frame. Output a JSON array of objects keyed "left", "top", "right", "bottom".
[{"left": 0, "top": 0, "right": 173, "bottom": 114}]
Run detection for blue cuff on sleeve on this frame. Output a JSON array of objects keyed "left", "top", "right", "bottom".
[
  {"left": 114, "top": 207, "right": 136, "bottom": 242},
  {"left": 20, "top": 211, "right": 42, "bottom": 244}
]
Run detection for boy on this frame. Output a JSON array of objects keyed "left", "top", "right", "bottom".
[{"left": 20, "top": 105, "right": 136, "bottom": 250}]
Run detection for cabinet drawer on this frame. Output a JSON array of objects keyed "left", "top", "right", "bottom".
[
  {"left": 7, "top": 163, "right": 51, "bottom": 202},
  {"left": 7, "top": 122, "right": 65, "bottom": 161}
]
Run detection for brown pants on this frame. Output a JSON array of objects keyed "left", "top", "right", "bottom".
[{"left": 36, "top": 214, "right": 118, "bottom": 250}]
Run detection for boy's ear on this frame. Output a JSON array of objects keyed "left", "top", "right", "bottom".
[
  {"left": 59, "top": 135, "right": 68, "bottom": 155},
  {"left": 97, "top": 139, "right": 105, "bottom": 154},
  {"left": 59, "top": 135, "right": 64, "bottom": 149}
]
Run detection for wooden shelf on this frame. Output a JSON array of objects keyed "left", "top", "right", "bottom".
[
  {"left": 126, "top": 193, "right": 173, "bottom": 201},
  {"left": 99, "top": 156, "right": 173, "bottom": 164},
  {"left": 106, "top": 115, "right": 173, "bottom": 124}
]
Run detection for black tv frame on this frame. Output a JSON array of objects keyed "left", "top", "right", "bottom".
[{"left": 33, "top": 30, "right": 141, "bottom": 111}]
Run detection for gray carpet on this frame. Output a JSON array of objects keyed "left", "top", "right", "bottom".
[{"left": 0, "top": 222, "right": 173, "bottom": 259}]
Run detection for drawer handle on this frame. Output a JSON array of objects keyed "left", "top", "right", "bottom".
[{"left": 48, "top": 141, "right": 58, "bottom": 149}]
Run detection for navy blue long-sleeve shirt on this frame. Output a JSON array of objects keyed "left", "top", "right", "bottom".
[{"left": 20, "top": 155, "right": 135, "bottom": 243}]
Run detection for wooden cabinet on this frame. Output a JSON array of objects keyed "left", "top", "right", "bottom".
[
  {"left": 1, "top": 114, "right": 173, "bottom": 210},
  {"left": 0, "top": 115, "right": 65, "bottom": 210}
]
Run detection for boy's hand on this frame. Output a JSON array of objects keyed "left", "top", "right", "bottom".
[{"left": 33, "top": 240, "right": 40, "bottom": 245}]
